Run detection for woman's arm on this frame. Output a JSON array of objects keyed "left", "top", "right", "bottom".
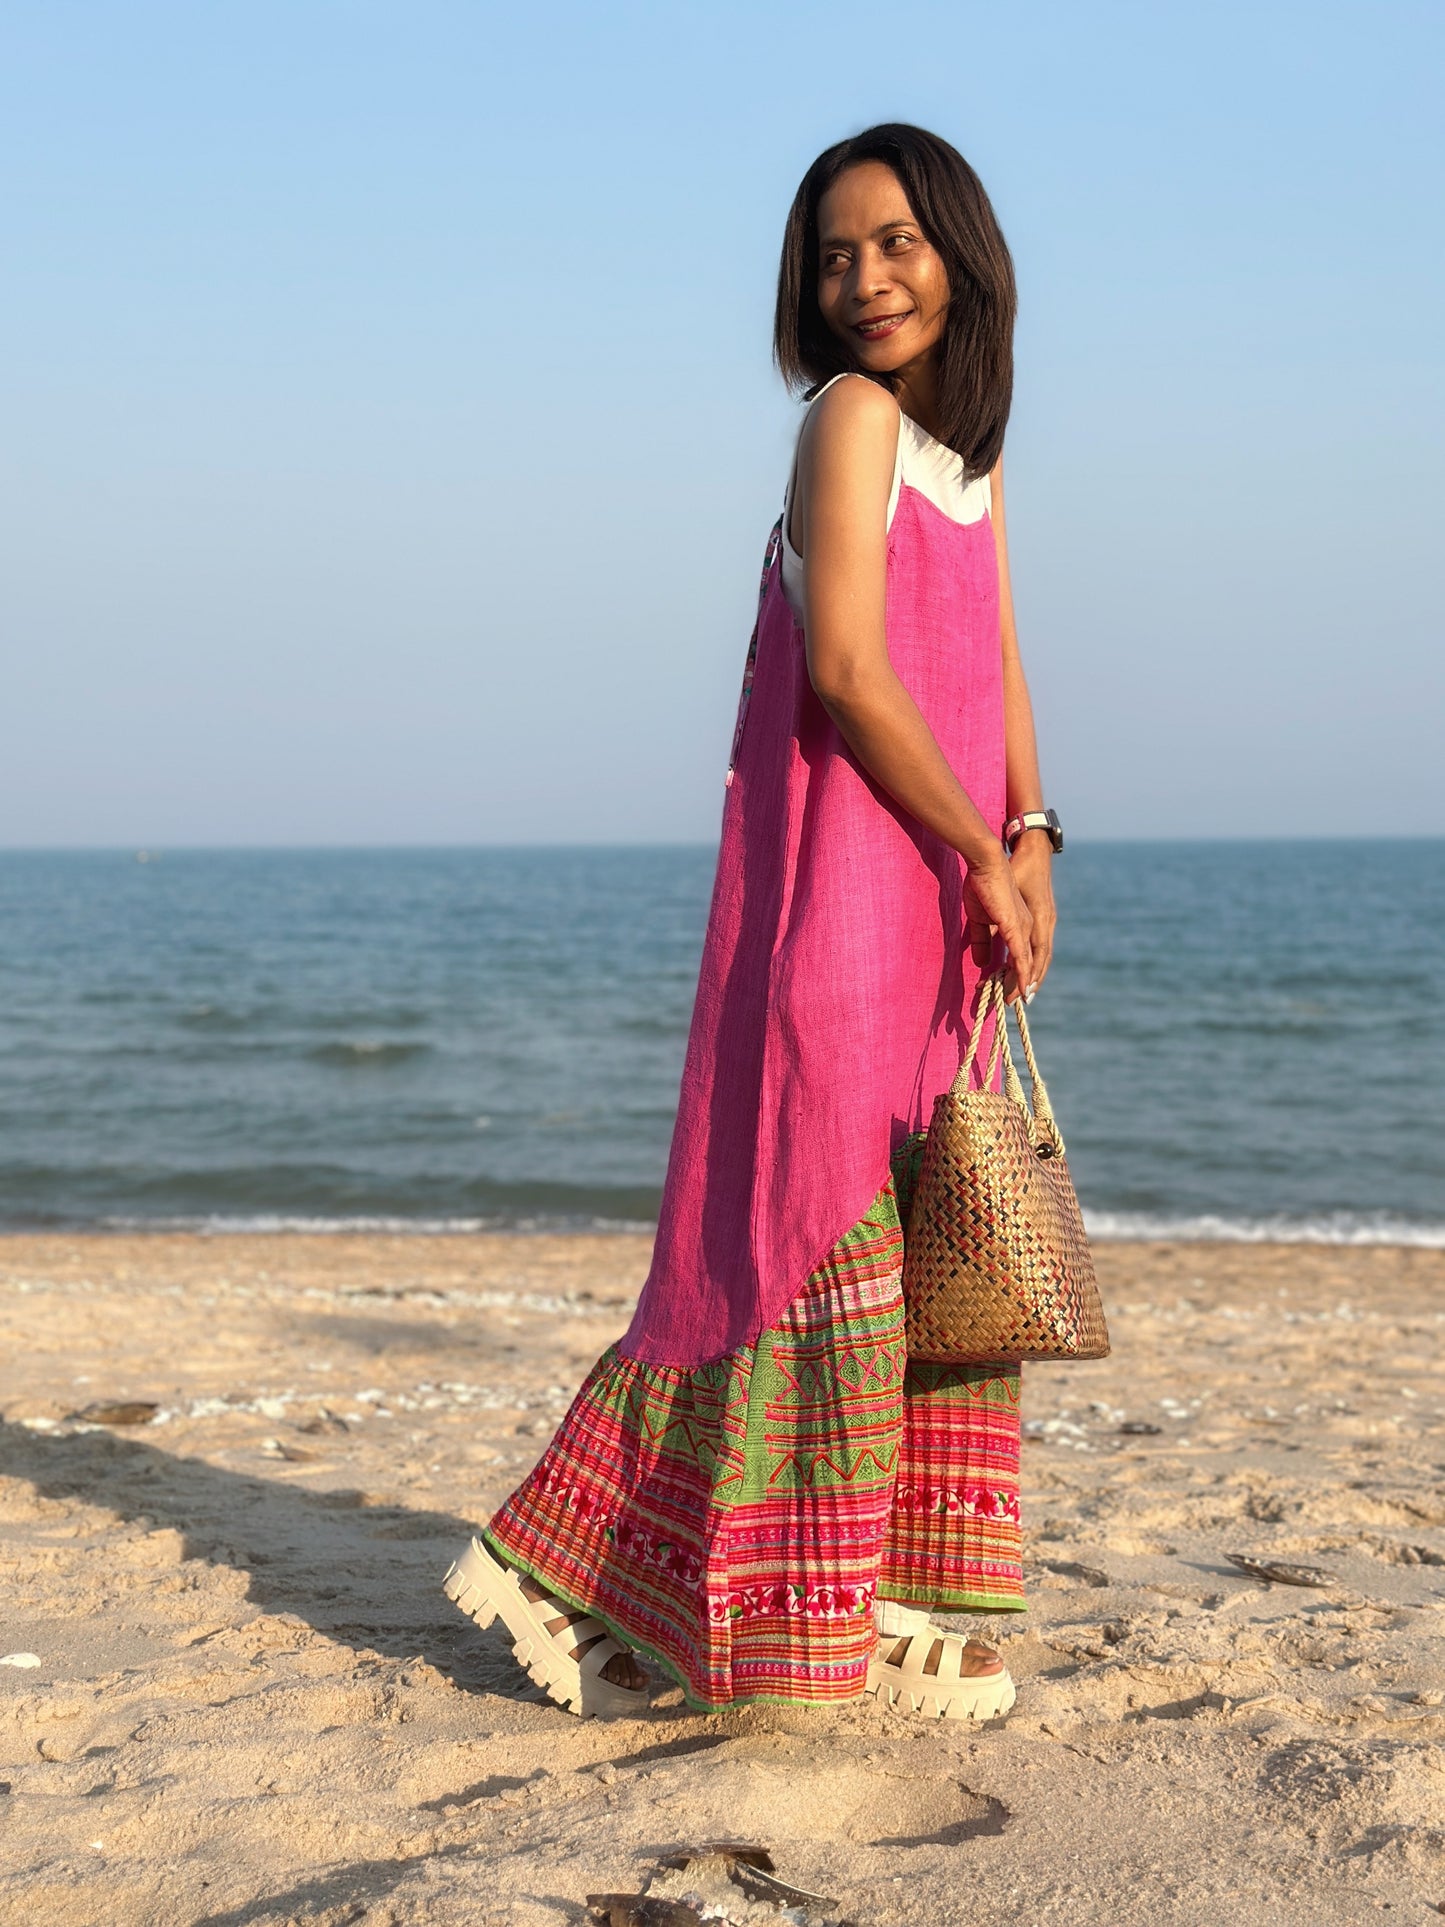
[
  {"left": 991, "top": 456, "right": 1057, "bottom": 992},
  {"left": 793, "top": 376, "right": 1034, "bottom": 992}
]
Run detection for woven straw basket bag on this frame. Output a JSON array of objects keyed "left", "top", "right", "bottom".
[{"left": 902, "top": 971, "right": 1110, "bottom": 1364}]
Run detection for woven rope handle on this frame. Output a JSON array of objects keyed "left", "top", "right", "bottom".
[
  {"left": 951, "top": 972, "right": 1065, "bottom": 1156},
  {"left": 1011, "top": 995, "right": 1063, "bottom": 1152},
  {"left": 956, "top": 970, "right": 1003, "bottom": 1088}
]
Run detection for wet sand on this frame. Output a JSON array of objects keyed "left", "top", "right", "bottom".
[{"left": 1, "top": 1232, "right": 1443, "bottom": 1925}]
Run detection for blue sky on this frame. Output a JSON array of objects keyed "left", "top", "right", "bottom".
[{"left": 2, "top": 0, "right": 1440, "bottom": 844}]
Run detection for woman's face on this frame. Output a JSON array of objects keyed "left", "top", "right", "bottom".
[{"left": 815, "top": 161, "right": 950, "bottom": 376}]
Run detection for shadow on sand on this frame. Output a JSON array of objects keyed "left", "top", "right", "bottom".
[
  {"left": 2, "top": 1413, "right": 513, "bottom": 1694},
  {"left": 1, "top": 1416, "right": 706, "bottom": 1923}
]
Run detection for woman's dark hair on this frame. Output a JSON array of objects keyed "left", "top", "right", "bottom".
[{"left": 774, "top": 123, "right": 1015, "bottom": 479}]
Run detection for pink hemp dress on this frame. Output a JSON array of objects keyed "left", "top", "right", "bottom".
[
  {"left": 478, "top": 395, "right": 1023, "bottom": 1708},
  {"left": 622, "top": 419, "right": 1007, "bottom": 1370}
]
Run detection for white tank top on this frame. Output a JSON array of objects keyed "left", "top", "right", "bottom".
[{"left": 780, "top": 371, "right": 992, "bottom": 617}]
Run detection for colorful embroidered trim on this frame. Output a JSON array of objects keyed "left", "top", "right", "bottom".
[{"left": 484, "top": 1141, "right": 1023, "bottom": 1709}]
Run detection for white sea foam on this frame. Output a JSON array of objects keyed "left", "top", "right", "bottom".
[
  {"left": 1082, "top": 1208, "right": 1445, "bottom": 1249},
  {"left": 96, "top": 1212, "right": 659, "bottom": 1236},
  {"left": 89, "top": 1206, "right": 1445, "bottom": 1248}
]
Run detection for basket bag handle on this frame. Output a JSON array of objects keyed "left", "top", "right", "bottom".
[{"left": 951, "top": 971, "right": 1065, "bottom": 1158}]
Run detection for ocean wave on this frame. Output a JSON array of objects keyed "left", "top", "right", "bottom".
[
  {"left": 61, "top": 1206, "right": 1445, "bottom": 1249},
  {"left": 91, "top": 1211, "right": 659, "bottom": 1236},
  {"left": 1082, "top": 1208, "right": 1445, "bottom": 1249},
  {"left": 306, "top": 1041, "right": 431, "bottom": 1067}
]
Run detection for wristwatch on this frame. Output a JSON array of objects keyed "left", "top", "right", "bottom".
[{"left": 1003, "top": 808, "right": 1063, "bottom": 854}]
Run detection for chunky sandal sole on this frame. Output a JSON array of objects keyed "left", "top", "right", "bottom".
[
  {"left": 866, "top": 1611, "right": 1017, "bottom": 1722},
  {"left": 443, "top": 1537, "right": 647, "bottom": 1721},
  {"left": 865, "top": 1659, "right": 1016, "bottom": 1721},
  {"left": 869, "top": 1599, "right": 1016, "bottom": 1720}
]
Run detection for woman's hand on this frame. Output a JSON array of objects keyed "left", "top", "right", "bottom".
[
  {"left": 1004, "top": 833, "right": 1056, "bottom": 1002},
  {"left": 963, "top": 846, "right": 1034, "bottom": 999}
]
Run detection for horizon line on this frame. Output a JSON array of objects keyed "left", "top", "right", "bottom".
[{"left": 1, "top": 833, "right": 1441, "bottom": 855}]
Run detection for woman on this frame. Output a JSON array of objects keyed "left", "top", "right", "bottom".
[{"left": 445, "top": 124, "right": 1060, "bottom": 1722}]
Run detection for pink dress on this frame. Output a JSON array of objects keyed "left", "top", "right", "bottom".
[
  {"left": 474, "top": 387, "right": 1023, "bottom": 1709},
  {"left": 624, "top": 387, "right": 1007, "bottom": 1368}
]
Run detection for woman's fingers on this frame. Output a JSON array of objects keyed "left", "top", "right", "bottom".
[
  {"left": 998, "top": 909, "right": 1033, "bottom": 998},
  {"left": 963, "top": 851, "right": 1033, "bottom": 994},
  {"left": 1005, "top": 845, "right": 1056, "bottom": 1000},
  {"left": 1032, "top": 913, "right": 1055, "bottom": 986},
  {"left": 1033, "top": 902, "right": 1057, "bottom": 988},
  {"left": 1033, "top": 925, "right": 1054, "bottom": 987}
]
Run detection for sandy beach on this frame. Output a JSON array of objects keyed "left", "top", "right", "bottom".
[{"left": 1, "top": 1231, "right": 1443, "bottom": 1925}]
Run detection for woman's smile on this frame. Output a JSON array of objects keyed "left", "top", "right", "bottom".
[{"left": 854, "top": 309, "right": 912, "bottom": 340}]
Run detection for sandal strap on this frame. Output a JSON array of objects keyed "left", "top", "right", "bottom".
[
  {"left": 531, "top": 1593, "right": 638, "bottom": 1684},
  {"left": 879, "top": 1628, "right": 999, "bottom": 1687},
  {"left": 528, "top": 1585, "right": 608, "bottom": 1645},
  {"left": 555, "top": 1613, "right": 610, "bottom": 1649},
  {"left": 875, "top": 1599, "right": 933, "bottom": 1639},
  {"left": 523, "top": 1577, "right": 646, "bottom": 1698},
  {"left": 574, "top": 1633, "right": 632, "bottom": 1683}
]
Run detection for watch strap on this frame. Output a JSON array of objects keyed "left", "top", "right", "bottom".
[{"left": 1004, "top": 808, "right": 1063, "bottom": 854}]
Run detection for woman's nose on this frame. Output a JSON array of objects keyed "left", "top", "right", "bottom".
[{"left": 850, "top": 247, "right": 891, "bottom": 303}]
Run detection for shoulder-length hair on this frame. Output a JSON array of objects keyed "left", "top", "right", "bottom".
[{"left": 774, "top": 123, "right": 1015, "bottom": 480}]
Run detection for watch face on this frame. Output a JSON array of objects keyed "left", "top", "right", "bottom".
[{"left": 1007, "top": 811, "right": 1063, "bottom": 852}]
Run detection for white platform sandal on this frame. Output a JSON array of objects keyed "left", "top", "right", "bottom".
[
  {"left": 865, "top": 1599, "right": 1016, "bottom": 1722},
  {"left": 443, "top": 1537, "right": 649, "bottom": 1721}
]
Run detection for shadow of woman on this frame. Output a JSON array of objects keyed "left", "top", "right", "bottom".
[{"left": 0, "top": 1414, "right": 519, "bottom": 1698}]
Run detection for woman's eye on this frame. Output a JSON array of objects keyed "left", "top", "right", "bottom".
[
  {"left": 884, "top": 232, "right": 915, "bottom": 251},
  {"left": 821, "top": 250, "right": 849, "bottom": 270}
]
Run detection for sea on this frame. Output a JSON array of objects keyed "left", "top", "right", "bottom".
[{"left": 0, "top": 842, "right": 1440, "bottom": 1243}]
